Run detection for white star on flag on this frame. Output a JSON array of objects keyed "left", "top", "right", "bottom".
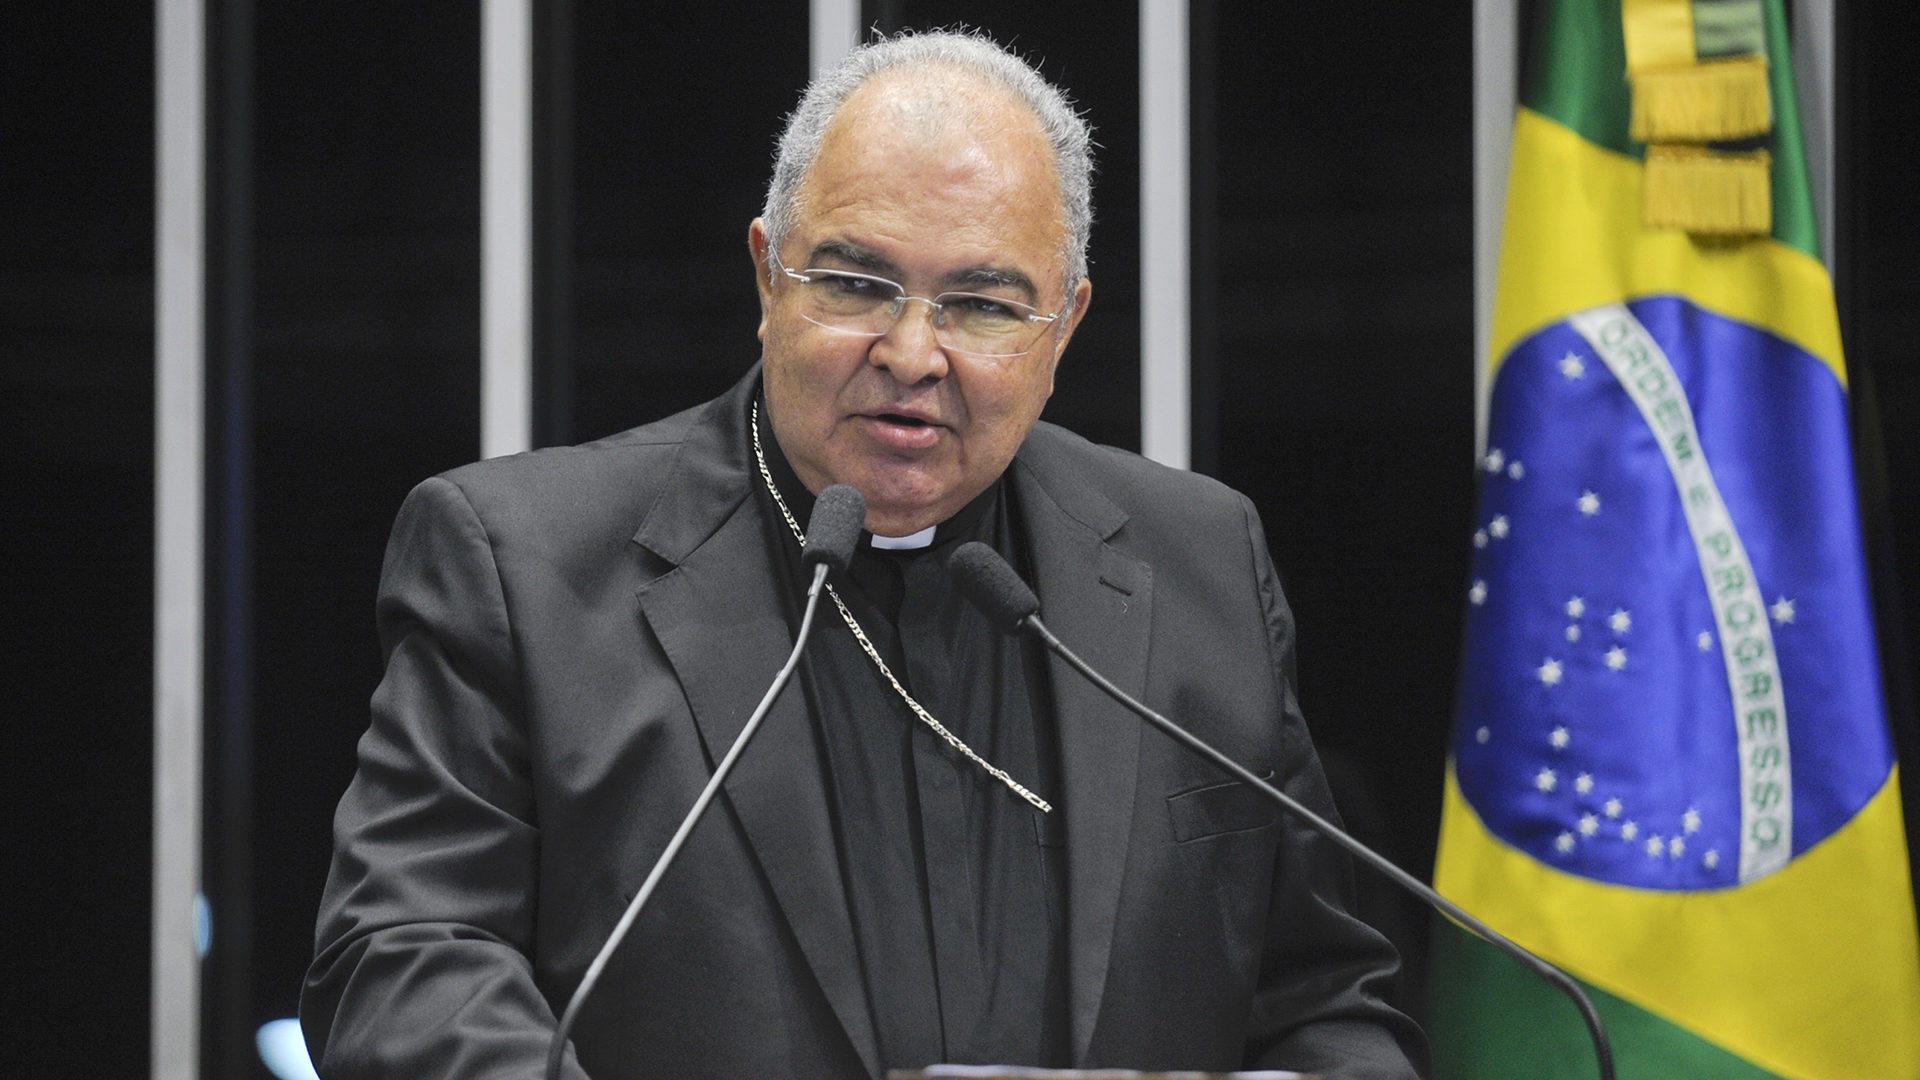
[
  {"left": 1604, "top": 798, "right": 1623, "bottom": 818},
  {"left": 1704, "top": 850, "right": 1721, "bottom": 870},
  {"left": 1537, "top": 658, "right": 1564, "bottom": 686},
  {"left": 1475, "top": 726, "right": 1491, "bottom": 744},
  {"left": 1669, "top": 836, "right": 1686, "bottom": 858},
  {"left": 1609, "top": 608, "right": 1631, "bottom": 634},
  {"left": 1565, "top": 624, "right": 1582, "bottom": 642},
  {"left": 1575, "top": 773, "right": 1594, "bottom": 795},
  {"left": 1536, "top": 768, "right": 1558, "bottom": 793},
  {"left": 1469, "top": 580, "right": 1488, "bottom": 605},
  {"left": 1488, "top": 515, "right": 1510, "bottom": 539},
  {"left": 1578, "top": 490, "right": 1602, "bottom": 516},
  {"left": 1555, "top": 832, "right": 1576, "bottom": 854},
  {"left": 1508, "top": 461, "right": 1526, "bottom": 480},
  {"left": 1579, "top": 813, "right": 1600, "bottom": 837},
  {"left": 1566, "top": 596, "right": 1586, "bottom": 618},
  {"left": 1550, "top": 726, "right": 1570, "bottom": 749},
  {"left": 1484, "top": 448, "right": 1506, "bottom": 473},
  {"left": 1646, "top": 835, "right": 1665, "bottom": 857},
  {"left": 1682, "top": 808, "right": 1701, "bottom": 834},
  {"left": 1621, "top": 820, "right": 1639, "bottom": 840},
  {"left": 1560, "top": 353, "right": 1586, "bottom": 378},
  {"left": 1605, "top": 645, "right": 1628, "bottom": 671},
  {"left": 1771, "top": 597, "right": 1797, "bottom": 625},
  {"left": 1473, "top": 530, "right": 1488, "bottom": 548},
  {"left": 1697, "top": 631, "right": 1715, "bottom": 651}
]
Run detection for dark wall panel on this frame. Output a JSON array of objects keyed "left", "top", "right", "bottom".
[
  {"left": 565, "top": 3, "right": 811, "bottom": 441},
  {"left": 1211, "top": 1, "right": 1475, "bottom": 1005},
  {"left": 1842, "top": 0, "right": 1920, "bottom": 894},
  {"left": 4, "top": 3, "right": 154, "bottom": 1077},
  {"left": 247, "top": 4, "right": 482, "bottom": 1061}
]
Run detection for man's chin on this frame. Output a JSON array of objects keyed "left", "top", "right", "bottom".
[
  {"left": 863, "top": 505, "right": 948, "bottom": 539},
  {"left": 857, "top": 486, "right": 963, "bottom": 539}
]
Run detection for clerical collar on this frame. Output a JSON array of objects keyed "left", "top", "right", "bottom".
[
  {"left": 870, "top": 526, "right": 935, "bottom": 550},
  {"left": 752, "top": 390, "right": 1002, "bottom": 552}
]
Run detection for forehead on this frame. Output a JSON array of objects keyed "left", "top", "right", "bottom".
[{"left": 791, "top": 71, "right": 1070, "bottom": 277}]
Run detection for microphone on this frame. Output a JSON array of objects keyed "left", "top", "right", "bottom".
[
  {"left": 945, "top": 540, "right": 1617, "bottom": 1080},
  {"left": 544, "top": 484, "right": 866, "bottom": 1080},
  {"left": 948, "top": 540, "right": 1039, "bottom": 630},
  {"left": 802, "top": 482, "right": 866, "bottom": 573}
]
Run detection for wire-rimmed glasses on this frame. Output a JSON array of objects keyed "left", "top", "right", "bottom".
[{"left": 771, "top": 252, "right": 1062, "bottom": 358}]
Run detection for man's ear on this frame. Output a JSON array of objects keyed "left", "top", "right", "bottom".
[
  {"left": 1049, "top": 276, "right": 1094, "bottom": 371},
  {"left": 749, "top": 218, "right": 774, "bottom": 343}
]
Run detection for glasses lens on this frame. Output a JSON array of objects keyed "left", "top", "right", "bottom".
[
  {"left": 935, "top": 292, "right": 1040, "bottom": 354},
  {"left": 797, "top": 270, "right": 900, "bottom": 332}
]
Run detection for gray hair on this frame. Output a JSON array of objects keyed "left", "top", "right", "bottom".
[{"left": 761, "top": 29, "right": 1094, "bottom": 293}]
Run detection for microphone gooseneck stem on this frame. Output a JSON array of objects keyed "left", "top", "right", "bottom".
[
  {"left": 543, "top": 561, "right": 833, "bottom": 1080},
  {"left": 1018, "top": 612, "right": 1617, "bottom": 1080}
]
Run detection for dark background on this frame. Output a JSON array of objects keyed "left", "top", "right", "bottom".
[{"left": 6, "top": 2, "right": 1915, "bottom": 1076}]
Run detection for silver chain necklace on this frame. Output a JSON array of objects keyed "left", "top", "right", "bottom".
[{"left": 751, "top": 399, "right": 1052, "bottom": 813}]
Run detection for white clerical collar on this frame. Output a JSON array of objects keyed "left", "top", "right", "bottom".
[{"left": 868, "top": 525, "right": 937, "bottom": 551}]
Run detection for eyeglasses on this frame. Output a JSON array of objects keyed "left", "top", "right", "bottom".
[{"left": 771, "top": 252, "right": 1062, "bottom": 358}]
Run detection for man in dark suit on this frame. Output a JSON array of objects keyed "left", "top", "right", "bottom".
[{"left": 304, "top": 30, "right": 1426, "bottom": 1080}]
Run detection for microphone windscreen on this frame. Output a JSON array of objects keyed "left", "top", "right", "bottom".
[
  {"left": 948, "top": 541, "right": 1040, "bottom": 632},
  {"left": 802, "top": 484, "right": 866, "bottom": 573}
]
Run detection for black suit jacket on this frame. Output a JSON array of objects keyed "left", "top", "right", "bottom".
[{"left": 303, "top": 366, "right": 1425, "bottom": 1079}]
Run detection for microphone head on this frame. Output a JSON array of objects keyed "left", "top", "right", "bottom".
[
  {"left": 948, "top": 541, "right": 1040, "bottom": 633},
  {"left": 802, "top": 484, "right": 866, "bottom": 573}
]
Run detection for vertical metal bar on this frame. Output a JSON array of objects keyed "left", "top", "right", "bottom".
[
  {"left": 483, "top": 0, "right": 533, "bottom": 459},
  {"left": 811, "top": 0, "right": 861, "bottom": 76},
  {"left": 1473, "top": 0, "right": 1518, "bottom": 458},
  {"left": 154, "top": 0, "right": 205, "bottom": 1076},
  {"left": 1792, "top": 0, "right": 1835, "bottom": 268},
  {"left": 1140, "top": 0, "right": 1190, "bottom": 470}
]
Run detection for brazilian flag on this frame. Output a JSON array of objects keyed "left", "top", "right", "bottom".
[{"left": 1429, "top": 0, "right": 1920, "bottom": 1076}]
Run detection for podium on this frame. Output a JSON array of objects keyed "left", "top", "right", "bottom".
[
  {"left": 889, "top": 1069, "right": 1315, "bottom": 1080},
  {"left": 879, "top": 1060, "right": 1305, "bottom": 1068}
]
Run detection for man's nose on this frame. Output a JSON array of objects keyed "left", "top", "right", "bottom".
[{"left": 869, "top": 297, "right": 949, "bottom": 384}]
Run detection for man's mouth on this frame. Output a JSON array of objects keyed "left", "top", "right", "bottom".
[{"left": 859, "top": 410, "right": 946, "bottom": 450}]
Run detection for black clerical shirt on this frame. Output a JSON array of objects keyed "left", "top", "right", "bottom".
[{"left": 756, "top": 403, "right": 1071, "bottom": 1072}]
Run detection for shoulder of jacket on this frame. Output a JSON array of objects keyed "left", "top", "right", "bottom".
[{"left": 1023, "top": 420, "right": 1251, "bottom": 522}]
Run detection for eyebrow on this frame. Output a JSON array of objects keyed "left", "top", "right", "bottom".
[
  {"left": 949, "top": 266, "right": 1038, "bottom": 300},
  {"left": 807, "top": 240, "right": 896, "bottom": 276},
  {"left": 805, "top": 239, "right": 1041, "bottom": 303}
]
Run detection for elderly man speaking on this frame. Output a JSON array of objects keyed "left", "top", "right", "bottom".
[{"left": 304, "top": 30, "right": 1426, "bottom": 1080}]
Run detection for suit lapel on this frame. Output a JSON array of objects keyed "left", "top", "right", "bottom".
[
  {"left": 631, "top": 372, "right": 880, "bottom": 1077},
  {"left": 1010, "top": 437, "right": 1152, "bottom": 1066}
]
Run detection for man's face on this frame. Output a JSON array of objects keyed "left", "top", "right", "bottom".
[{"left": 751, "top": 75, "right": 1092, "bottom": 538}]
